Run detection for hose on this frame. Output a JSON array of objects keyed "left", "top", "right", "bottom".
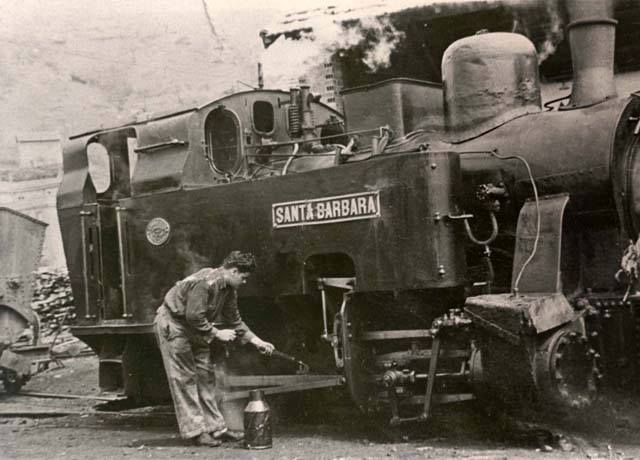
[{"left": 490, "top": 149, "right": 541, "bottom": 296}]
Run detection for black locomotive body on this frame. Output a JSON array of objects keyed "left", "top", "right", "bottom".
[{"left": 57, "top": 1, "right": 640, "bottom": 422}]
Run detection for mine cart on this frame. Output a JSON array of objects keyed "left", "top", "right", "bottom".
[{"left": 0, "top": 207, "right": 47, "bottom": 393}]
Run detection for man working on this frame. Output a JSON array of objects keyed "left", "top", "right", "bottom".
[{"left": 155, "top": 251, "right": 275, "bottom": 447}]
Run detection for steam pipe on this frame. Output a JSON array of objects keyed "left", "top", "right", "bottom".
[
  {"left": 290, "top": 87, "right": 301, "bottom": 106},
  {"left": 282, "top": 143, "right": 299, "bottom": 175},
  {"left": 288, "top": 88, "right": 302, "bottom": 137},
  {"left": 564, "top": 0, "right": 617, "bottom": 109},
  {"left": 300, "top": 85, "right": 315, "bottom": 143}
]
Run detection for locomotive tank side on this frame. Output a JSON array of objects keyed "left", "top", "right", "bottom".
[{"left": 124, "top": 150, "right": 466, "bottom": 307}]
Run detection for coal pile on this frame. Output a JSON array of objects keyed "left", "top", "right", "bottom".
[{"left": 31, "top": 269, "right": 76, "bottom": 335}]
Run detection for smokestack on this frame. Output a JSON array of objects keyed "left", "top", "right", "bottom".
[{"left": 564, "top": 0, "right": 617, "bottom": 109}]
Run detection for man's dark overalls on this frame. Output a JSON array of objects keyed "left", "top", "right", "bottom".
[{"left": 154, "top": 268, "right": 256, "bottom": 439}]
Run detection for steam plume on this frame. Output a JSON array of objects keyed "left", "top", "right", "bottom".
[
  {"left": 536, "top": 0, "right": 564, "bottom": 64},
  {"left": 260, "top": 3, "right": 410, "bottom": 90}
]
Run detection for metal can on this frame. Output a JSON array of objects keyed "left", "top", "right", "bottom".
[{"left": 244, "top": 389, "right": 272, "bottom": 449}]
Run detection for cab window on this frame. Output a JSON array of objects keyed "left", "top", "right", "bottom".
[
  {"left": 205, "top": 108, "right": 241, "bottom": 173},
  {"left": 253, "top": 101, "right": 274, "bottom": 134},
  {"left": 86, "top": 142, "right": 111, "bottom": 193}
]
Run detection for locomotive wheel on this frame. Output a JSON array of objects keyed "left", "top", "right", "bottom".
[
  {"left": 468, "top": 346, "right": 484, "bottom": 388},
  {"left": 467, "top": 346, "right": 511, "bottom": 418},
  {"left": 336, "top": 298, "right": 376, "bottom": 412},
  {"left": 534, "top": 328, "right": 597, "bottom": 409}
]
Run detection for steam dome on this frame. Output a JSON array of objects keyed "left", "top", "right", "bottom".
[{"left": 442, "top": 32, "right": 541, "bottom": 142}]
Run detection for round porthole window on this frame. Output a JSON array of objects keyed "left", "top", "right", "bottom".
[{"left": 205, "top": 108, "right": 241, "bottom": 173}]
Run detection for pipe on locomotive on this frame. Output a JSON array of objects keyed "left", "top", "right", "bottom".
[
  {"left": 288, "top": 87, "right": 302, "bottom": 137},
  {"left": 300, "top": 85, "right": 316, "bottom": 143},
  {"left": 563, "top": 0, "right": 618, "bottom": 109}
]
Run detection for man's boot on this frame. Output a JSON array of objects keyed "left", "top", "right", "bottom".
[
  {"left": 213, "top": 428, "right": 245, "bottom": 442},
  {"left": 192, "top": 432, "right": 222, "bottom": 447}
]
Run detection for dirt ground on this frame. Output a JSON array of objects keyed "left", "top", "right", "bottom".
[{"left": 2, "top": 355, "right": 640, "bottom": 460}]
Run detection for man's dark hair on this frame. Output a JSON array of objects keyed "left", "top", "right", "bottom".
[{"left": 222, "top": 251, "right": 257, "bottom": 273}]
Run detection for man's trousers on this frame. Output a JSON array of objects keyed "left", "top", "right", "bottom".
[{"left": 154, "top": 305, "right": 226, "bottom": 439}]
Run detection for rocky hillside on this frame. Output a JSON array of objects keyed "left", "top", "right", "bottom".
[{"left": 0, "top": 0, "right": 277, "bottom": 163}]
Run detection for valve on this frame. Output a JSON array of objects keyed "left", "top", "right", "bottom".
[{"left": 381, "top": 369, "right": 416, "bottom": 388}]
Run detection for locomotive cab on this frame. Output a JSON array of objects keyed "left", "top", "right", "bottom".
[{"left": 58, "top": 90, "right": 347, "bottom": 399}]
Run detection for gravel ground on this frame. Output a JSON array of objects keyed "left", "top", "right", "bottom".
[{"left": 1, "top": 356, "right": 640, "bottom": 459}]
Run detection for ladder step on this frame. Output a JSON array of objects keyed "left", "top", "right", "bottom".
[
  {"left": 98, "top": 358, "right": 123, "bottom": 364},
  {"left": 317, "top": 277, "right": 355, "bottom": 290}
]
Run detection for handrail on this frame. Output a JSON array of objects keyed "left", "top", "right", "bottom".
[
  {"left": 79, "top": 209, "right": 93, "bottom": 320},
  {"left": 134, "top": 139, "right": 187, "bottom": 153},
  {"left": 114, "top": 206, "right": 131, "bottom": 319}
]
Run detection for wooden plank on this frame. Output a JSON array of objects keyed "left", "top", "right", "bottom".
[
  {"left": 400, "top": 393, "right": 475, "bottom": 406},
  {"left": 221, "top": 376, "right": 345, "bottom": 402},
  {"left": 0, "top": 403, "right": 85, "bottom": 417},
  {"left": 16, "top": 391, "right": 125, "bottom": 402},
  {"left": 221, "top": 374, "right": 339, "bottom": 387},
  {"left": 361, "top": 330, "right": 432, "bottom": 341}
]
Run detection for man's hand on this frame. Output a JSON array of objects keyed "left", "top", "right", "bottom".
[
  {"left": 251, "top": 337, "right": 275, "bottom": 355},
  {"left": 216, "top": 329, "right": 237, "bottom": 342}
]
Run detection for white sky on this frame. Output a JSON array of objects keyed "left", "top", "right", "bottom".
[{"left": 210, "top": 0, "right": 475, "bottom": 13}]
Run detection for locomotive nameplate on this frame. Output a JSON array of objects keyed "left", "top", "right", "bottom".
[
  {"left": 272, "top": 191, "right": 380, "bottom": 229},
  {"left": 145, "top": 217, "right": 171, "bottom": 245}
]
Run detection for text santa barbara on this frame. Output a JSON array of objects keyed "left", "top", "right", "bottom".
[{"left": 272, "top": 191, "right": 380, "bottom": 228}]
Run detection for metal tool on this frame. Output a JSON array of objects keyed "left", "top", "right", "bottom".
[
  {"left": 214, "top": 326, "right": 310, "bottom": 374},
  {"left": 268, "top": 349, "right": 310, "bottom": 374}
]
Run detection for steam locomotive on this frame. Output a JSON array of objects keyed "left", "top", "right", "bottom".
[{"left": 57, "top": 0, "right": 640, "bottom": 424}]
